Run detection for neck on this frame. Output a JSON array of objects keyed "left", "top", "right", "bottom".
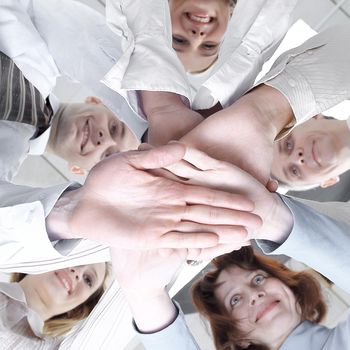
[{"left": 19, "top": 278, "right": 52, "bottom": 321}]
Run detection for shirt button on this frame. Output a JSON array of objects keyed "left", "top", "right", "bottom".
[{"left": 288, "top": 79, "right": 296, "bottom": 87}]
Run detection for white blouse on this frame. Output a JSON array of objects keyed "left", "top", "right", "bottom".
[{"left": 0, "top": 282, "right": 63, "bottom": 349}]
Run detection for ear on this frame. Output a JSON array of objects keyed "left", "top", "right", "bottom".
[
  {"left": 320, "top": 176, "right": 339, "bottom": 188},
  {"left": 85, "top": 96, "right": 103, "bottom": 105},
  {"left": 69, "top": 165, "right": 86, "bottom": 175}
]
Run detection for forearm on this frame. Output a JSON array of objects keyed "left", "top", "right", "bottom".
[
  {"left": 182, "top": 84, "right": 293, "bottom": 152},
  {"left": 141, "top": 91, "right": 204, "bottom": 145},
  {"left": 45, "top": 187, "right": 83, "bottom": 240},
  {"left": 124, "top": 289, "right": 177, "bottom": 333}
]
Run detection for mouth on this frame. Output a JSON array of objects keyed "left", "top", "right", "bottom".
[
  {"left": 255, "top": 300, "right": 280, "bottom": 322},
  {"left": 55, "top": 271, "right": 73, "bottom": 294},
  {"left": 186, "top": 12, "right": 213, "bottom": 24},
  {"left": 80, "top": 119, "right": 90, "bottom": 154}
]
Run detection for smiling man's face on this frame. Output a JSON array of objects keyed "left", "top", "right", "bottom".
[
  {"left": 271, "top": 115, "right": 349, "bottom": 189},
  {"left": 47, "top": 97, "right": 140, "bottom": 174}
]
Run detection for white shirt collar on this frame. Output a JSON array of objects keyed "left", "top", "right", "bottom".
[
  {"left": 29, "top": 93, "right": 59, "bottom": 155},
  {"left": 0, "top": 282, "right": 44, "bottom": 337}
]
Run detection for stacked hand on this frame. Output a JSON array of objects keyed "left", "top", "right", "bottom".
[{"left": 48, "top": 143, "right": 262, "bottom": 251}]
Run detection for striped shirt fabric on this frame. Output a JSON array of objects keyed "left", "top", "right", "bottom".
[{"left": 0, "top": 52, "right": 53, "bottom": 137}]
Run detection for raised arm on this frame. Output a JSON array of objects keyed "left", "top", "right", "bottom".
[{"left": 110, "top": 246, "right": 200, "bottom": 350}]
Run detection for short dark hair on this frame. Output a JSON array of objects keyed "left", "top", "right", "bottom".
[{"left": 191, "top": 247, "right": 327, "bottom": 350}]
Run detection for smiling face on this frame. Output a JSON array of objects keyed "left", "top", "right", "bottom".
[
  {"left": 169, "top": 0, "right": 232, "bottom": 73},
  {"left": 47, "top": 97, "right": 140, "bottom": 174},
  {"left": 21, "top": 263, "right": 106, "bottom": 320},
  {"left": 271, "top": 116, "right": 350, "bottom": 188},
  {"left": 215, "top": 267, "right": 300, "bottom": 348}
]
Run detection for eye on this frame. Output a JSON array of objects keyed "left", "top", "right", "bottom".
[
  {"left": 253, "top": 274, "right": 266, "bottom": 286},
  {"left": 172, "top": 35, "right": 189, "bottom": 45},
  {"left": 83, "top": 273, "right": 93, "bottom": 288},
  {"left": 110, "top": 124, "right": 117, "bottom": 136},
  {"left": 230, "top": 294, "right": 241, "bottom": 308},
  {"left": 290, "top": 165, "right": 300, "bottom": 178},
  {"left": 201, "top": 43, "right": 218, "bottom": 50}
]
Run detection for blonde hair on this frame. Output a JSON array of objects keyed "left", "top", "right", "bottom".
[{"left": 11, "top": 262, "right": 112, "bottom": 337}]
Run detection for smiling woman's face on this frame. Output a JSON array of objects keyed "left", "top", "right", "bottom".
[
  {"left": 215, "top": 266, "right": 301, "bottom": 348},
  {"left": 22, "top": 263, "right": 106, "bottom": 319},
  {"left": 168, "top": 0, "right": 232, "bottom": 73}
]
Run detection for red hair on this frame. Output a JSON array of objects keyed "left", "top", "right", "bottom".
[{"left": 191, "top": 247, "right": 326, "bottom": 350}]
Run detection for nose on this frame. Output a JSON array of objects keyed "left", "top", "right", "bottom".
[
  {"left": 70, "top": 267, "right": 81, "bottom": 282},
  {"left": 250, "top": 291, "right": 265, "bottom": 306},
  {"left": 94, "top": 129, "right": 115, "bottom": 148},
  {"left": 188, "top": 27, "right": 207, "bottom": 37},
  {"left": 295, "top": 148, "right": 305, "bottom": 165}
]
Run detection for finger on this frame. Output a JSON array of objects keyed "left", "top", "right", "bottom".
[
  {"left": 183, "top": 147, "right": 223, "bottom": 171},
  {"left": 182, "top": 185, "right": 255, "bottom": 212},
  {"left": 266, "top": 178, "right": 279, "bottom": 192},
  {"left": 187, "top": 241, "right": 251, "bottom": 260},
  {"left": 138, "top": 143, "right": 154, "bottom": 151},
  {"left": 128, "top": 143, "right": 186, "bottom": 169},
  {"left": 182, "top": 205, "right": 262, "bottom": 229},
  {"left": 158, "top": 231, "right": 219, "bottom": 249},
  {"left": 163, "top": 159, "right": 198, "bottom": 180},
  {"left": 175, "top": 221, "right": 248, "bottom": 244}
]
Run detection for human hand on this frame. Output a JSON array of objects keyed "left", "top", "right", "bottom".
[
  {"left": 48, "top": 143, "right": 261, "bottom": 250},
  {"left": 163, "top": 146, "right": 293, "bottom": 252},
  {"left": 111, "top": 245, "right": 186, "bottom": 333},
  {"left": 111, "top": 246, "right": 186, "bottom": 298}
]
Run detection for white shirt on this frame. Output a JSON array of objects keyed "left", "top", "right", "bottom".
[
  {"left": 0, "top": 0, "right": 60, "bottom": 180},
  {"left": 0, "top": 282, "right": 64, "bottom": 349},
  {"left": 103, "top": 0, "right": 299, "bottom": 112}
]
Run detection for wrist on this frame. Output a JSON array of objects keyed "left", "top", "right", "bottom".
[
  {"left": 125, "top": 288, "right": 177, "bottom": 333},
  {"left": 46, "top": 188, "right": 83, "bottom": 240},
  {"left": 257, "top": 193, "right": 293, "bottom": 243}
]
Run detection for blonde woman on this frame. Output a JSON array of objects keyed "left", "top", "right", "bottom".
[{"left": 1, "top": 263, "right": 110, "bottom": 349}]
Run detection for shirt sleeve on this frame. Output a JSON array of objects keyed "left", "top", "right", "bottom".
[
  {"left": 0, "top": 181, "right": 77, "bottom": 271},
  {"left": 0, "top": 0, "right": 59, "bottom": 97},
  {"left": 135, "top": 302, "right": 200, "bottom": 350},
  {"left": 256, "top": 195, "right": 350, "bottom": 294},
  {"left": 255, "top": 26, "right": 350, "bottom": 138},
  {"left": 207, "top": 0, "right": 298, "bottom": 109},
  {"left": 103, "top": 0, "right": 191, "bottom": 103},
  {"left": 0, "top": 121, "right": 34, "bottom": 182}
]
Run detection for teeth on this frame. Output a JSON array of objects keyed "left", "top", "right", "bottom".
[
  {"left": 81, "top": 122, "right": 89, "bottom": 151},
  {"left": 62, "top": 278, "right": 70, "bottom": 292},
  {"left": 189, "top": 14, "right": 211, "bottom": 23}
]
